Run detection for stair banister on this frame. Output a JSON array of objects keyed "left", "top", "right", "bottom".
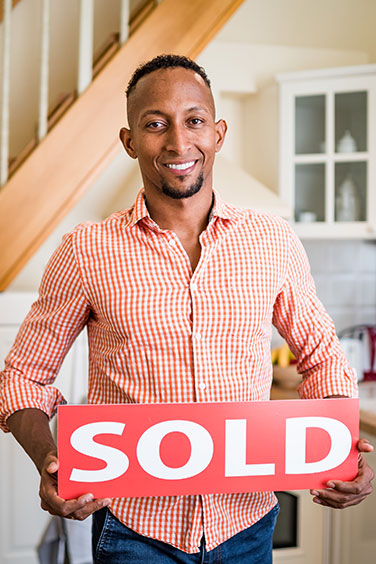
[
  {"left": 1, "top": 0, "right": 11, "bottom": 186},
  {"left": 77, "top": 0, "right": 94, "bottom": 95},
  {"left": 38, "top": 0, "right": 50, "bottom": 142},
  {"left": 120, "top": 0, "right": 130, "bottom": 45}
]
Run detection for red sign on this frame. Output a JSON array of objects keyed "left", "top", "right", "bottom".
[{"left": 57, "top": 399, "right": 359, "bottom": 499}]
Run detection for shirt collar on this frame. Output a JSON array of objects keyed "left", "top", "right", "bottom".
[
  {"left": 128, "top": 187, "right": 247, "bottom": 228},
  {"left": 210, "top": 189, "right": 247, "bottom": 222},
  {"left": 128, "top": 188, "right": 150, "bottom": 228}
]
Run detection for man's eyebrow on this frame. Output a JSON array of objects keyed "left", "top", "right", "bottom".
[
  {"left": 186, "top": 106, "right": 210, "bottom": 113},
  {"left": 139, "top": 109, "right": 165, "bottom": 120},
  {"left": 139, "top": 106, "right": 210, "bottom": 120}
]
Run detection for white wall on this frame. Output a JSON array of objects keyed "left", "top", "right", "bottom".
[{"left": 216, "top": 0, "right": 376, "bottom": 61}]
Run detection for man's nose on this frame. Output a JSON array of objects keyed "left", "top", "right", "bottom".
[{"left": 164, "top": 124, "right": 191, "bottom": 154}]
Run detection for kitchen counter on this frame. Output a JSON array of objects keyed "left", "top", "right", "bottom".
[
  {"left": 359, "top": 409, "right": 376, "bottom": 435},
  {"left": 271, "top": 384, "right": 376, "bottom": 436}
]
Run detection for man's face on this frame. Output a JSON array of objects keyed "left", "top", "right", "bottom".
[{"left": 120, "top": 67, "right": 227, "bottom": 200}]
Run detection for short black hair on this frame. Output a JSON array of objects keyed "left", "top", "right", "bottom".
[{"left": 126, "top": 54, "right": 211, "bottom": 98}]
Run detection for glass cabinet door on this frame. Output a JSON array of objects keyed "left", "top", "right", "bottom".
[
  {"left": 293, "top": 88, "right": 369, "bottom": 226},
  {"left": 294, "top": 94, "right": 327, "bottom": 223},
  {"left": 294, "top": 163, "right": 325, "bottom": 222},
  {"left": 335, "top": 161, "right": 367, "bottom": 222},
  {"left": 335, "top": 91, "right": 367, "bottom": 154},
  {"left": 295, "top": 95, "right": 326, "bottom": 155}
]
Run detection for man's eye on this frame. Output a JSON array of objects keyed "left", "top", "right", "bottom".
[
  {"left": 147, "top": 121, "right": 164, "bottom": 129},
  {"left": 190, "top": 118, "right": 203, "bottom": 125}
]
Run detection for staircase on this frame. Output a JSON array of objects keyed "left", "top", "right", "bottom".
[{"left": 0, "top": 0, "right": 244, "bottom": 291}]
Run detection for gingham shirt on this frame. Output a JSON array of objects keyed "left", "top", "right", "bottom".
[{"left": 0, "top": 188, "right": 356, "bottom": 553}]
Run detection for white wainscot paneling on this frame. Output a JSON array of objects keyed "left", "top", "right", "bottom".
[{"left": 0, "top": 293, "right": 89, "bottom": 563}]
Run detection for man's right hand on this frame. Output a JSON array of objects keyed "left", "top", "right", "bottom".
[
  {"left": 7, "top": 409, "right": 112, "bottom": 520},
  {"left": 39, "top": 451, "right": 112, "bottom": 520}
]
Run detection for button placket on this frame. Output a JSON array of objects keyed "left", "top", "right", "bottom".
[
  {"left": 164, "top": 233, "right": 191, "bottom": 281},
  {"left": 190, "top": 277, "right": 208, "bottom": 399}
]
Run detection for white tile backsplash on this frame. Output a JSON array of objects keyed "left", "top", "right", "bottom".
[
  {"left": 328, "top": 241, "right": 362, "bottom": 273},
  {"left": 310, "top": 274, "right": 329, "bottom": 304},
  {"left": 302, "top": 241, "right": 330, "bottom": 273},
  {"left": 359, "top": 242, "right": 376, "bottom": 273},
  {"left": 302, "top": 239, "right": 376, "bottom": 333},
  {"left": 327, "top": 275, "right": 358, "bottom": 307},
  {"left": 358, "top": 276, "right": 376, "bottom": 306},
  {"left": 325, "top": 308, "right": 360, "bottom": 334},
  {"left": 354, "top": 308, "right": 376, "bottom": 326}
]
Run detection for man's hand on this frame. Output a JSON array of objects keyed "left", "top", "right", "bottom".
[
  {"left": 310, "top": 438, "right": 374, "bottom": 509},
  {"left": 39, "top": 451, "right": 112, "bottom": 520},
  {"left": 7, "top": 409, "right": 111, "bottom": 520}
]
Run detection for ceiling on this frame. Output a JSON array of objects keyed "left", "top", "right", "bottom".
[{"left": 216, "top": 0, "right": 376, "bottom": 61}]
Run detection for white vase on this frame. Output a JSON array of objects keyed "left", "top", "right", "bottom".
[
  {"left": 337, "top": 130, "right": 357, "bottom": 153},
  {"left": 336, "top": 174, "right": 360, "bottom": 221}
]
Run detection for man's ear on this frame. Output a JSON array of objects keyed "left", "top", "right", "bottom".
[
  {"left": 119, "top": 127, "right": 138, "bottom": 159},
  {"left": 214, "top": 119, "right": 227, "bottom": 153}
]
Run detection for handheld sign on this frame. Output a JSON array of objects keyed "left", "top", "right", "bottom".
[{"left": 58, "top": 399, "right": 359, "bottom": 499}]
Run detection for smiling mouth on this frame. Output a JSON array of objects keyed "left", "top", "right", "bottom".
[{"left": 163, "top": 160, "right": 196, "bottom": 171}]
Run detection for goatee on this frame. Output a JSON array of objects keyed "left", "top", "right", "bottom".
[{"left": 161, "top": 173, "right": 204, "bottom": 200}]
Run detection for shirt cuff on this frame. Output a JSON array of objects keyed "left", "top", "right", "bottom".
[
  {"left": 0, "top": 374, "right": 67, "bottom": 432},
  {"left": 297, "top": 364, "right": 358, "bottom": 399}
]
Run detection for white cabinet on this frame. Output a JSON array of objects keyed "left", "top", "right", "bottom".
[
  {"left": 329, "top": 430, "right": 376, "bottom": 564},
  {"left": 273, "top": 489, "right": 327, "bottom": 564},
  {"left": 278, "top": 65, "right": 376, "bottom": 239}
]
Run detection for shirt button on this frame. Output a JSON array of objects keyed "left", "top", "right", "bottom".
[
  {"left": 169, "top": 239, "right": 177, "bottom": 246},
  {"left": 198, "top": 382, "right": 207, "bottom": 390}
]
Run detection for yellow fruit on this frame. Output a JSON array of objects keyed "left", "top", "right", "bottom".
[
  {"left": 278, "top": 342, "right": 290, "bottom": 367},
  {"left": 271, "top": 347, "right": 279, "bottom": 365}
]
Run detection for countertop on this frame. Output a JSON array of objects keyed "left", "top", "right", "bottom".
[{"left": 271, "top": 384, "right": 376, "bottom": 436}]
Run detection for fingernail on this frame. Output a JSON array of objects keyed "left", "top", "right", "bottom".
[
  {"left": 327, "top": 481, "right": 335, "bottom": 488},
  {"left": 311, "top": 490, "right": 319, "bottom": 496},
  {"left": 103, "top": 498, "right": 112, "bottom": 506},
  {"left": 84, "top": 494, "right": 94, "bottom": 502},
  {"left": 313, "top": 498, "right": 321, "bottom": 504}
]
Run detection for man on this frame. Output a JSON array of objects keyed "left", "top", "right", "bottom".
[{"left": 0, "top": 54, "right": 374, "bottom": 563}]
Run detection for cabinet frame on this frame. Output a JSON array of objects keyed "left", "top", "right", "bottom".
[{"left": 278, "top": 65, "right": 376, "bottom": 239}]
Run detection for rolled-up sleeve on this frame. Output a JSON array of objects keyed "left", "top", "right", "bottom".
[
  {"left": 272, "top": 225, "right": 357, "bottom": 399},
  {"left": 0, "top": 231, "right": 90, "bottom": 431}
]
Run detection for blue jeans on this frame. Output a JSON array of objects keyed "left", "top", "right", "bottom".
[{"left": 92, "top": 504, "right": 279, "bottom": 563}]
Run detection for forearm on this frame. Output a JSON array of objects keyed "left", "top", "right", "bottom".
[{"left": 7, "top": 408, "right": 57, "bottom": 474}]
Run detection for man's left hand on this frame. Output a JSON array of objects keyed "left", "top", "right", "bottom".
[{"left": 310, "top": 438, "right": 374, "bottom": 509}]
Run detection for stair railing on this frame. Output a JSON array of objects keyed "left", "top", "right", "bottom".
[{"left": 0, "top": 0, "right": 157, "bottom": 187}]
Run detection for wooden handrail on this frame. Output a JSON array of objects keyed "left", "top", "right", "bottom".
[
  {"left": 0, "top": 0, "right": 244, "bottom": 290},
  {"left": 0, "top": 0, "right": 20, "bottom": 21}
]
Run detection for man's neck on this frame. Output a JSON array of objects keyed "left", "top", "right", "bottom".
[{"left": 143, "top": 187, "right": 214, "bottom": 237}]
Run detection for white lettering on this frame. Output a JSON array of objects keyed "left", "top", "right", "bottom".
[
  {"left": 225, "top": 419, "right": 275, "bottom": 477},
  {"left": 70, "top": 422, "right": 129, "bottom": 482},
  {"left": 137, "top": 420, "right": 214, "bottom": 479},
  {"left": 285, "top": 416, "right": 352, "bottom": 474}
]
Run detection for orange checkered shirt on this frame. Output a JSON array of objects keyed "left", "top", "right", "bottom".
[{"left": 0, "top": 188, "right": 356, "bottom": 553}]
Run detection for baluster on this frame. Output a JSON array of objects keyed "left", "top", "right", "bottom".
[
  {"left": 77, "top": 0, "right": 94, "bottom": 95},
  {"left": 120, "top": 0, "right": 130, "bottom": 44},
  {"left": 1, "top": 0, "right": 12, "bottom": 186},
  {"left": 38, "top": 0, "right": 50, "bottom": 142}
]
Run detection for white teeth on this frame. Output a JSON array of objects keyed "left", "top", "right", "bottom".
[{"left": 165, "top": 161, "right": 195, "bottom": 170}]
